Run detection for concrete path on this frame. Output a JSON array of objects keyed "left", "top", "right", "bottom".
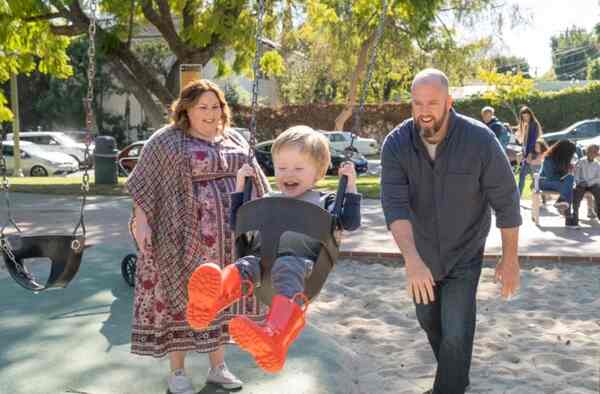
[
  {"left": 342, "top": 199, "right": 600, "bottom": 260},
  {"left": 7, "top": 193, "right": 600, "bottom": 261}
]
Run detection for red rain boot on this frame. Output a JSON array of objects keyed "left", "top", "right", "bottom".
[
  {"left": 229, "top": 294, "right": 307, "bottom": 373},
  {"left": 186, "top": 263, "right": 250, "bottom": 330}
]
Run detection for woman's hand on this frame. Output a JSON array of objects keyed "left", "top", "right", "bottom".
[
  {"left": 236, "top": 163, "right": 256, "bottom": 192},
  {"left": 133, "top": 219, "right": 152, "bottom": 257},
  {"left": 338, "top": 161, "right": 358, "bottom": 194}
]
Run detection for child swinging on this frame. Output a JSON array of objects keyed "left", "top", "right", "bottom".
[{"left": 186, "top": 126, "right": 362, "bottom": 372}]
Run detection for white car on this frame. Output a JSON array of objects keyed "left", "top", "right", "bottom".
[
  {"left": 320, "top": 131, "right": 379, "bottom": 156},
  {"left": 7, "top": 131, "right": 94, "bottom": 166},
  {"left": 2, "top": 141, "right": 79, "bottom": 176}
]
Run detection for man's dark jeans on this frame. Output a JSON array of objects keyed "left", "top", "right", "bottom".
[
  {"left": 414, "top": 250, "right": 483, "bottom": 394},
  {"left": 573, "top": 184, "right": 600, "bottom": 220}
]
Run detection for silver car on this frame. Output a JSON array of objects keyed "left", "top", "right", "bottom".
[{"left": 2, "top": 141, "right": 79, "bottom": 176}]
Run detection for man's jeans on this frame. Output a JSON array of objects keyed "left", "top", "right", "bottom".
[
  {"left": 414, "top": 250, "right": 483, "bottom": 394},
  {"left": 539, "top": 175, "right": 575, "bottom": 204}
]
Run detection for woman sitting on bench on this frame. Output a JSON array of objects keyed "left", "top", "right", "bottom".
[{"left": 538, "top": 140, "right": 577, "bottom": 217}]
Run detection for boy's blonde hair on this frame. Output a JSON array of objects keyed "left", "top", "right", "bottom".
[{"left": 272, "top": 125, "right": 331, "bottom": 179}]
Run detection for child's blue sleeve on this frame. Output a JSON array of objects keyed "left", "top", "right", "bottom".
[
  {"left": 340, "top": 193, "right": 362, "bottom": 231},
  {"left": 230, "top": 192, "right": 245, "bottom": 230}
]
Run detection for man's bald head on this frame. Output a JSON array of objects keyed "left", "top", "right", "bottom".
[{"left": 411, "top": 68, "right": 449, "bottom": 95}]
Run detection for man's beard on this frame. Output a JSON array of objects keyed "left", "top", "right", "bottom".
[{"left": 416, "top": 108, "right": 449, "bottom": 141}]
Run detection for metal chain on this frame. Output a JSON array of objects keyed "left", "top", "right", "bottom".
[
  {"left": 247, "top": 0, "right": 266, "bottom": 164},
  {"left": 348, "top": 0, "right": 387, "bottom": 157},
  {"left": 0, "top": 238, "right": 30, "bottom": 278},
  {"left": 0, "top": 135, "right": 26, "bottom": 276},
  {"left": 72, "top": 0, "right": 97, "bottom": 249},
  {"left": 0, "top": 132, "right": 21, "bottom": 237}
]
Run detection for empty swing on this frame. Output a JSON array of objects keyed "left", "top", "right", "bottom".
[{"left": 0, "top": 0, "right": 98, "bottom": 291}]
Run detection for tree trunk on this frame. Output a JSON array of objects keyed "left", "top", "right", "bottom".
[
  {"left": 108, "top": 58, "right": 166, "bottom": 128},
  {"left": 334, "top": 36, "right": 373, "bottom": 131}
]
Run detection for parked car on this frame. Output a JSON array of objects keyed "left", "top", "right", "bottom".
[
  {"left": 542, "top": 119, "right": 600, "bottom": 145},
  {"left": 1, "top": 140, "right": 79, "bottom": 176},
  {"left": 7, "top": 131, "right": 94, "bottom": 166},
  {"left": 320, "top": 131, "right": 379, "bottom": 156},
  {"left": 117, "top": 140, "right": 147, "bottom": 175},
  {"left": 254, "top": 139, "right": 368, "bottom": 176}
]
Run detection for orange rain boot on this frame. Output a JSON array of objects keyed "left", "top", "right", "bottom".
[
  {"left": 186, "top": 263, "right": 250, "bottom": 330},
  {"left": 229, "top": 294, "right": 307, "bottom": 373}
]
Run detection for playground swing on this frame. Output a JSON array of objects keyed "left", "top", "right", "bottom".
[
  {"left": 0, "top": 0, "right": 98, "bottom": 292},
  {"left": 233, "top": 0, "right": 388, "bottom": 306}
]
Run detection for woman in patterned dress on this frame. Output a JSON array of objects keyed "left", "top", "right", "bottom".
[{"left": 127, "top": 79, "right": 268, "bottom": 393}]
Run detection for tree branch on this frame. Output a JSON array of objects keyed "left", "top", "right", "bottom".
[
  {"left": 50, "top": 24, "right": 85, "bottom": 36},
  {"left": 140, "top": 0, "right": 187, "bottom": 59},
  {"left": 22, "top": 12, "right": 63, "bottom": 22},
  {"left": 182, "top": 0, "right": 195, "bottom": 31},
  {"left": 107, "top": 57, "right": 167, "bottom": 127}
]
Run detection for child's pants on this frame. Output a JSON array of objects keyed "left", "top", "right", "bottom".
[{"left": 235, "top": 255, "right": 314, "bottom": 300}]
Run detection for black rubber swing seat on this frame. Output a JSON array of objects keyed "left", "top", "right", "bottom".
[
  {"left": 234, "top": 196, "right": 340, "bottom": 305},
  {"left": 1, "top": 234, "right": 85, "bottom": 291}
]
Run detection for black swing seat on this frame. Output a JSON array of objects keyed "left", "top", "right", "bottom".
[
  {"left": 1, "top": 234, "right": 85, "bottom": 291},
  {"left": 234, "top": 196, "right": 339, "bottom": 305}
]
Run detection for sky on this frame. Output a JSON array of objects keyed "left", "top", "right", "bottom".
[
  {"left": 453, "top": 0, "right": 600, "bottom": 77},
  {"left": 494, "top": 0, "right": 599, "bottom": 77}
]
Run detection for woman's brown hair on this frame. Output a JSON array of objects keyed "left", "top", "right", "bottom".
[
  {"left": 170, "top": 79, "right": 231, "bottom": 134},
  {"left": 517, "top": 105, "right": 543, "bottom": 145}
]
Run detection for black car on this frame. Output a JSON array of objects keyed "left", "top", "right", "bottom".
[
  {"left": 543, "top": 119, "right": 600, "bottom": 145},
  {"left": 254, "top": 140, "right": 369, "bottom": 176}
]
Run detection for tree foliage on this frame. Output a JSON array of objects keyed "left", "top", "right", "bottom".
[
  {"left": 2, "top": 0, "right": 285, "bottom": 127},
  {"left": 478, "top": 69, "right": 534, "bottom": 122},
  {"left": 0, "top": 1, "right": 73, "bottom": 122}
]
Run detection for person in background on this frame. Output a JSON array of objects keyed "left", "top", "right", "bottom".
[
  {"left": 481, "top": 106, "right": 510, "bottom": 150},
  {"left": 516, "top": 106, "right": 544, "bottom": 195},
  {"left": 538, "top": 140, "right": 577, "bottom": 218},
  {"left": 572, "top": 144, "right": 600, "bottom": 224},
  {"left": 528, "top": 139, "right": 549, "bottom": 176}
]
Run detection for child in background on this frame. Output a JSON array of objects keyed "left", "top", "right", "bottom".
[{"left": 529, "top": 139, "right": 548, "bottom": 175}]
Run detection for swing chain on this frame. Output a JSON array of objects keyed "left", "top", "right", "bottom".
[
  {"left": 247, "top": 0, "right": 266, "bottom": 164},
  {"left": 0, "top": 237, "right": 29, "bottom": 278},
  {"left": 0, "top": 131, "right": 21, "bottom": 237},
  {"left": 348, "top": 0, "right": 387, "bottom": 159},
  {"left": 72, "top": 0, "right": 98, "bottom": 247}
]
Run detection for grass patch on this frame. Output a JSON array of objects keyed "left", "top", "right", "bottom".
[
  {"left": 7, "top": 176, "right": 128, "bottom": 196},
  {"left": 7, "top": 173, "right": 530, "bottom": 201}
]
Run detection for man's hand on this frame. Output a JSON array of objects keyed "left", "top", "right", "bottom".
[
  {"left": 495, "top": 255, "right": 520, "bottom": 299},
  {"left": 405, "top": 255, "right": 436, "bottom": 304}
]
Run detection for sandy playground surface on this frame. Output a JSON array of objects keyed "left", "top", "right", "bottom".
[{"left": 310, "top": 260, "right": 600, "bottom": 394}]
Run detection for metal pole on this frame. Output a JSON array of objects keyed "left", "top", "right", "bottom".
[{"left": 10, "top": 73, "right": 23, "bottom": 177}]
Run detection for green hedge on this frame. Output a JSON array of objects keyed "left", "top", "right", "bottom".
[{"left": 232, "top": 82, "right": 600, "bottom": 141}]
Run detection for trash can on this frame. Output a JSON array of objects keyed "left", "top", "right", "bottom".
[{"left": 94, "top": 136, "right": 118, "bottom": 185}]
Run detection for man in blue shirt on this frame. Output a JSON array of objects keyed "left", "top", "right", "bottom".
[
  {"left": 481, "top": 106, "right": 510, "bottom": 150},
  {"left": 381, "top": 69, "right": 522, "bottom": 394}
]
